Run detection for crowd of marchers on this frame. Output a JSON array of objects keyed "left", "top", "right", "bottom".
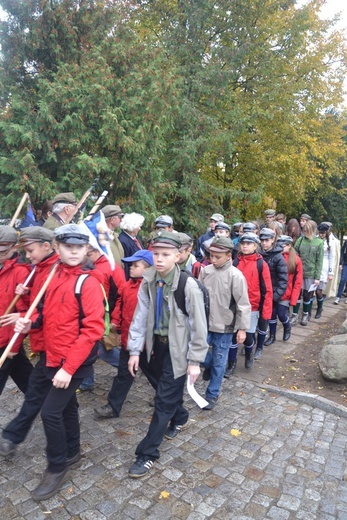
[{"left": 0, "top": 193, "right": 344, "bottom": 495}]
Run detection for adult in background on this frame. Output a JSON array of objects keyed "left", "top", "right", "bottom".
[
  {"left": 195, "top": 213, "right": 224, "bottom": 262},
  {"left": 299, "top": 213, "right": 311, "bottom": 230},
  {"left": 43, "top": 193, "right": 77, "bottom": 230},
  {"left": 275, "top": 213, "right": 287, "bottom": 233},
  {"left": 119, "top": 213, "right": 145, "bottom": 280},
  {"left": 335, "top": 236, "right": 347, "bottom": 304},
  {"left": 323, "top": 222, "right": 340, "bottom": 298},
  {"left": 36, "top": 201, "right": 53, "bottom": 226},
  {"left": 102, "top": 204, "right": 125, "bottom": 267},
  {"left": 154, "top": 215, "right": 174, "bottom": 232},
  {"left": 264, "top": 209, "right": 276, "bottom": 226}
]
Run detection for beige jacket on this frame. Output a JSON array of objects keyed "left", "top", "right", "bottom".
[
  {"left": 199, "top": 260, "right": 251, "bottom": 333},
  {"left": 127, "top": 265, "right": 209, "bottom": 379}
]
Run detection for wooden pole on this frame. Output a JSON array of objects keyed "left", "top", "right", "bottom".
[
  {"left": 0, "top": 267, "right": 37, "bottom": 324},
  {"left": 66, "top": 178, "right": 100, "bottom": 224},
  {"left": 0, "top": 263, "right": 58, "bottom": 367},
  {"left": 9, "top": 193, "right": 29, "bottom": 227},
  {"left": 84, "top": 191, "right": 108, "bottom": 221}
]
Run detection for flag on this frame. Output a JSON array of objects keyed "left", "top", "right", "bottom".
[
  {"left": 79, "top": 210, "right": 115, "bottom": 269},
  {"left": 19, "top": 200, "right": 40, "bottom": 229}
]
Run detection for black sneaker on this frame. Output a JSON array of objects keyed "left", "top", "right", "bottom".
[
  {"left": 224, "top": 360, "right": 237, "bottom": 378},
  {"left": 164, "top": 422, "right": 189, "bottom": 440},
  {"left": 128, "top": 457, "right": 154, "bottom": 478},
  {"left": 66, "top": 451, "right": 81, "bottom": 467},
  {"left": 202, "top": 367, "right": 211, "bottom": 381},
  {"left": 203, "top": 397, "right": 218, "bottom": 410},
  {"left": 94, "top": 403, "right": 117, "bottom": 419},
  {"left": 0, "top": 439, "right": 17, "bottom": 457}
]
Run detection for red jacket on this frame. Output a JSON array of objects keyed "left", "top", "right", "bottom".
[
  {"left": 111, "top": 277, "right": 142, "bottom": 349},
  {"left": 112, "top": 263, "right": 126, "bottom": 293},
  {"left": 281, "top": 251, "right": 303, "bottom": 306},
  {"left": 32, "top": 262, "right": 105, "bottom": 375},
  {"left": 24, "top": 252, "right": 59, "bottom": 353},
  {"left": 94, "top": 254, "right": 113, "bottom": 298},
  {"left": 234, "top": 253, "right": 273, "bottom": 320},
  {"left": 0, "top": 255, "right": 31, "bottom": 352}
]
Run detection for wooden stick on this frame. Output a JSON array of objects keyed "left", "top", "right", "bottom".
[
  {"left": 84, "top": 191, "right": 108, "bottom": 221},
  {"left": 66, "top": 178, "right": 100, "bottom": 224},
  {"left": 0, "top": 263, "right": 58, "bottom": 367},
  {"left": 0, "top": 267, "right": 37, "bottom": 323},
  {"left": 9, "top": 193, "right": 29, "bottom": 227}
]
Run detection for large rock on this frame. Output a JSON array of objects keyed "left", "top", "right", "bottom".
[
  {"left": 319, "top": 334, "right": 347, "bottom": 383},
  {"left": 338, "top": 316, "right": 347, "bottom": 335}
]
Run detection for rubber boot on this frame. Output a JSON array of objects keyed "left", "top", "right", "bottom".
[
  {"left": 264, "top": 334, "right": 276, "bottom": 346},
  {"left": 244, "top": 345, "right": 254, "bottom": 369},
  {"left": 224, "top": 359, "right": 237, "bottom": 378},
  {"left": 283, "top": 321, "right": 291, "bottom": 341},
  {"left": 315, "top": 298, "right": 324, "bottom": 319}
]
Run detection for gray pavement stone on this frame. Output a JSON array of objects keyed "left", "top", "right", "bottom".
[{"left": 1, "top": 313, "right": 347, "bottom": 519}]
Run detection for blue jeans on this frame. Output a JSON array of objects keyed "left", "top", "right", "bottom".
[
  {"left": 337, "top": 265, "right": 347, "bottom": 298},
  {"left": 79, "top": 345, "right": 120, "bottom": 390},
  {"left": 203, "top": 332, "right": 233, "bottom": 400}
]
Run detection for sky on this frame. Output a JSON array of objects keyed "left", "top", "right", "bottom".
[{"left": 320, "top": 0, "right": 347, "bottom": 28}]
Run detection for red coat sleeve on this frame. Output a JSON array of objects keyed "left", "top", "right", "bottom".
[
  {"left": 62, "top": 277, "right": 105, "bottom": 375},
  {"left": 261, "top": 261, "right": 273, "bottom": 320},
  {"left": 290, "top": 255, "right": 303, "bottom": 306}
]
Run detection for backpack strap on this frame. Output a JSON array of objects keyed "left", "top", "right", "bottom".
[
  {"left": 174, "top": 271, "right": 189, "bottom": 316},
  {"left": 257, "top": 258, "right": 266, "bottom": 314},
  {"left": 75, "top": 274, "right": 90, "bottom": 328}
]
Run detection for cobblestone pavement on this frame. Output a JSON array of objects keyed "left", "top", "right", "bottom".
[{"left": 1, "top": 352, "right": 347, "bottom": 520}]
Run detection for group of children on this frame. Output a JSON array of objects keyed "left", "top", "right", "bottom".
[{"left": 0, "top": 210, "right": 338, "bottom": 495}]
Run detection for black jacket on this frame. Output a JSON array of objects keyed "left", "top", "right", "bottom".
[{"left": 259, "top": 244, "right": 288, "bottom": 302}]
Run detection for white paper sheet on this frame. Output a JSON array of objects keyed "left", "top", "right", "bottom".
[
  {"left": 308, "top": 283, "right": 319, "bottom": 292},
  {"left": 187, "top": 378, "right": 209, "bottom": 408}
]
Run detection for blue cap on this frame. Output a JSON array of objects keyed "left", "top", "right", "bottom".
[{"left": 122, "top": 249, "right": 153, "bottom": 266}]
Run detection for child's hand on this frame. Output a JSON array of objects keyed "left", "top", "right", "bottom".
[
  {"left": 15, "top": 283, "right": 29, "bottom": 295},
  {"left": 187, "top": 365, "right": 200, "bottom": 384},
  {"left": 52, "top": 368, "right": 72, "bottom": 389},
  {"left": 128, "top": 355, "right": 139, "bottom": 377},
  {"left": 14, "top": 318, "right": 31, "bottom": 334},
  {"left": 236, "top": 329, "right": 246, "bottom": 345},
  {"left": 0, "top": 313, "right": 20, "bottom": 327}
]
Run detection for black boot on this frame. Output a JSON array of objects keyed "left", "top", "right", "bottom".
[
  {"left": 315, "top": 300, "right": 324, "bottom": 319},
  {"left": 224, "top": 359, "right": 237, "bottom": 378},
  {"left": 283, "top": 324, "right": 291, "bottom": 341},
  {"left": 245, "top": 348, "right": 254, "bottom": 369},
  {"left": 264, "top": 334, "right": 276, "bottom": 346}
]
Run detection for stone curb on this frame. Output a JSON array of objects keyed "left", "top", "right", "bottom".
[{"left": 261, "top": 383, "right": 347, "bottom": 418}]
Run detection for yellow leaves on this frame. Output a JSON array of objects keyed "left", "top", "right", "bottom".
[
  {"left": 230, "top": 429, "right": 242, "bottom": 437},
  {"left": 159, "top": 490, "right": 170, "bottom": 499}
]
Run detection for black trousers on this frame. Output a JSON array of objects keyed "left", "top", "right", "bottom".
[
  {"left": 108, "top": 349, "right": 158, "bottom": 416},
  {"left": 135, "top": 337, "right": 188, "bottom": 460},
  {"left": 3, "top": 353, "right": 48, "bottom": 444},
  {"left": 0, "top": 344, "right": 33, "bottom": 395},
  {"left": 3, "top": 353, "right": 82, "bottom": 473}
]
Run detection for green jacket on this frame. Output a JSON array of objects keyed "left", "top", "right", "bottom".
[{"left": 294, "top": 236, "right": 324, "bottom": 280}]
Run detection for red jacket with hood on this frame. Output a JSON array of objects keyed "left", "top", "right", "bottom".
[
  {"left": 23, "top": 252, "right": 59, "bottom": 353},
  {"left": 234, "top": 252, "right": 273, "bottom": 320},
  {"left": 111, "top": 277, "right": 142, "bottom": 349},
  {"left": 31, "top": 261, "right": 105, "bottom": 375},
  {"left": 0, "top": 255, "right": 30, "bottom": 352}
]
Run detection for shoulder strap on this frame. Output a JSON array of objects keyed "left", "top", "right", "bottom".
[
  {"left": 174, "top": 271, "right": 189, "bottom": 316},
  {"left": 75, "top": 274, "right": 90, "bottom": 327}
]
